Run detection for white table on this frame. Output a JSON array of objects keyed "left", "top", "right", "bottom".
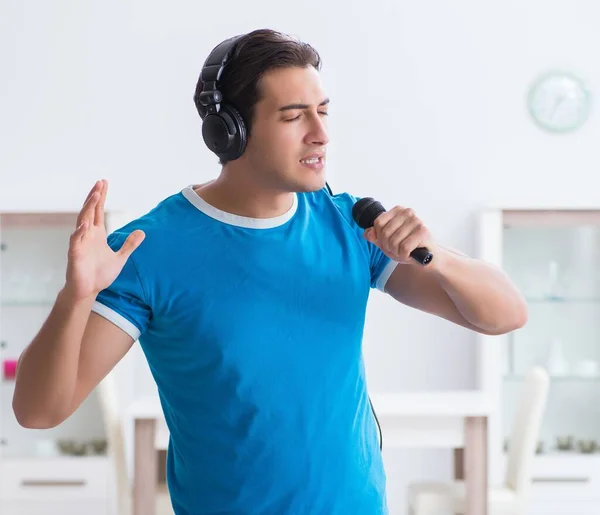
[{"left": 127, "top": 391, "right": 493, "bottom": 515}]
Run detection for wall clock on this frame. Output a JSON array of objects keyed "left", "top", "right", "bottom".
[{"left": 527, "top": 71, "right": 592, "bottom": 133}]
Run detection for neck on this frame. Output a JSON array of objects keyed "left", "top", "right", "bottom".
[{"left": 194, "top": 166, "right": 295, "bottom": 219}]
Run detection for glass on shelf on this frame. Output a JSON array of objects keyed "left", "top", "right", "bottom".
[
  {"left": 2, "top": 272, "right": 60, "bottom": 305},
  {"left": 504, "top": 223, "right": 600, "bottom": 302},
  {"left": 544, "top": 259, "right": 564, "bottom": 300},
  {"left": 500, "top": 212, "right": 600, "bottom": 450},
  {"left": 1, "top": 213, "right": 74, "bottom": 304}
]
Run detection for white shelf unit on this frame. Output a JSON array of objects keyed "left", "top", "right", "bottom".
[
  {"left": 477, "top": 207, "right": 600, "bottom": 514},
  {"left": 0, "top": 210, "right": 134, "bottom": 513}
]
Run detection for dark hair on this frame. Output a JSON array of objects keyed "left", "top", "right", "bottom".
[{"left": 194, "top": 29, "right": 322, "bottom": 163}]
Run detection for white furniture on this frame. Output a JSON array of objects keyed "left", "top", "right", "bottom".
[
  {"left": 126, "top": 390, "right": 494, "bottom": 515},
  {"left": 97, "top": 371, "right": 133, "bottom": 515},
  {"left": 97, "top": 369, "right": 172, "bottom": 515},
  {"left": 0, "top": 210, "right": 130, "bottom": 514},
  {"left": 477, "top": 208, "right": 600, "bottom": 514},
  {"left": 0, "top": 456, "right": 110, "bottom": 515},
  {"left": 407, "top": 366, "right": 550, "bottom": 515}
]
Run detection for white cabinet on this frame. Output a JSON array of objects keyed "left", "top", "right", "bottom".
[
  {"left": 478, "top": 208, "right": 600, "bottom": 510},
  {"left": 0, "top": 457, "right": 111, "bottom": 513},
  {"left": 0, "top": 502, "right": 109, "bottom": 515},
  {"left": 0, "top": 210, "right": 132, "bottom": 512},
  {"left": 0, "top": 458, "right": 112, "bottom": 513},
  {"left": 0, "top": 212, "right": 106, "bottom": 463},
  {"left": 528, "top": 504, "right": 599, "bottom": 515},
  {"left": 0, "top": 457, "right": 109, "bottom": 501}
]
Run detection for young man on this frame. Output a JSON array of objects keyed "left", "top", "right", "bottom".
[{"left": 12, "top": 29, "right": 527, "bottom": 515}]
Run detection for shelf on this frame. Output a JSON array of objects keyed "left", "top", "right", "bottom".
[
  {"left": 506, "top": 451, "right": 600, "bottom": 459},
  {"left": 0, "top": 212, "right": 77, "bottom": 228},
  {"left": 1, "top": 300, "right": 56, "bottom": 307},
  {"left": 505, "top": 374, "right": 600, "bottom": 382},
  {"left": 0, "top": 450, "right": 108, "bottom": 460}
]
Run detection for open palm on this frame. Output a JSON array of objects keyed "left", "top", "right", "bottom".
[{"left": 65, "top": 180, "right": 145, "bottom": 301}]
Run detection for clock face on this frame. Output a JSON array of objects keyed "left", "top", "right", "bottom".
[{"left": 527, "top": 72, "right": 592, "bottom": 133}]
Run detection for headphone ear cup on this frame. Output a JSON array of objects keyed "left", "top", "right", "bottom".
[
  {"left": 201, "top": 104, "right": 247, "bottom": 161},
  {"left": 223, "top": 105, "right": 247, "bottom": 158}
]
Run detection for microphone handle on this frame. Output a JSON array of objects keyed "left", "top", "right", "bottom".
[{"left": 410, "top": 247, "right": 433, "bottom": 266}]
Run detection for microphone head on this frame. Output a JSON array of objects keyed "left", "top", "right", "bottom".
[{"left": 352, "top": 197, "right": 386, "bottom": 229}]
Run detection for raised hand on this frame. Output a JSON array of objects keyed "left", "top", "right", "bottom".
[{"left": 64, "top": 180, "right": 145, "bottom": 301}]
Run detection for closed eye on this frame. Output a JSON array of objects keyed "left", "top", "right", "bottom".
[{"left": 284, "top": 112, "right": 328, "bottom": 123}]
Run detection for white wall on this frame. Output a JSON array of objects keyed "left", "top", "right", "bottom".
[{"left": 2, "top": 1, "right": 599, "bottom": 513}]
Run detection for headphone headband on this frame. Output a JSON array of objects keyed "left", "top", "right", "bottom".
[{"left": 196, "top": 35, "right": 242, "bottom": 119}]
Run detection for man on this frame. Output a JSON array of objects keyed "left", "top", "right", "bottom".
[{"left": 13, "top": 29, "right": 527, "bottom": 514}]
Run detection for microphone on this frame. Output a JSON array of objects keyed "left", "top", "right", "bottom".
[{"left": 352, "top": 197, "right": 434, "bottom": 266}]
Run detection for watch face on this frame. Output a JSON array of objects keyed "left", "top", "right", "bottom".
[{"left": 527, "top": 71, "right": 592, "bottom": 133}]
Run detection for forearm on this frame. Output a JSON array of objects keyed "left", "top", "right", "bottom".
[
  {"left": 12, "top": 287, "right": 95, "bottom": 428},
  {"left": 429, "top": 246, "right": 528, "bottom": 333}
]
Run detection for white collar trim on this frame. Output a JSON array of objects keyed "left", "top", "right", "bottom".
[{"left": 181, "top": 184, "right": 298, "bottom": 229}]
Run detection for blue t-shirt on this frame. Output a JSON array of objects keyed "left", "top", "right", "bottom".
[{"left": 92, "top": 184, "right": 398, "bottom": 515}]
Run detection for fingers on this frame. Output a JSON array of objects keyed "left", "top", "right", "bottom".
[
  {"left": 366, "top": 205, "right": 430, "bottom": 262},
  {"left": 392, "top": 226, "right": 426, "bottom": 261},
  {"left": 77, "top": 180, "right": 103, "bottom": 228},
  {"left": 70, "top": 220, "right": 89, "bottom": 247},
  {"left": 389, "top": 218, "right": 423, "bottom": 257},
  {"left": 375, "top": 206, "right": 411, "bottom": 243},
  {"left": 369, "top": 206, "right": 412, "bottom": 248},
  {"left": 77, "top": 193, "right": 99, "bottom": 229},
  {"left": 94, "top": 180, "right": 107, "bottom": 227},
  {"left": 82, "top": 180, "right": 102, "bottom": 207},
  {"left": 116, "top": 230, "right": 146, "bottom": 261}
]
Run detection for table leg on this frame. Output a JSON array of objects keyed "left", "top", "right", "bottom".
[
  {"left": 464, "top": 416, "right": 488, "bottom": 515},
  {"left": 453, "top": 448, "right": 464, "bottom": 480},
  {"left": 134, "top": 418, "right": 157, "bottom": 515}
]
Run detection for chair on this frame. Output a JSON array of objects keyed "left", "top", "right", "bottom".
[
  {"left": 97, "top": 371, "right": 173, "bottom": 514},
  {"left": 407, "top": 366, "right": 550, "bottom": 515}
]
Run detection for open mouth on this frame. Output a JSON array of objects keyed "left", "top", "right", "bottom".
[{"left": 299, "top": 156, "right": 324, "bottom": 169}]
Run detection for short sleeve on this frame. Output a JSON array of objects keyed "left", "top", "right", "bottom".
[
  {"left": 369, "top": 238, "right": 398, "bottom": 292},
  {"left": 91, "top": 232, "right": 152, "bottom": 341},
  {"left": 331, "top": 191, "right": 399, "bottom": 292}
]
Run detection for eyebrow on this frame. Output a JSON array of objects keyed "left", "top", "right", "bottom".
[{"left": 278, "top": 98, "right": 330, "bottom": 112}]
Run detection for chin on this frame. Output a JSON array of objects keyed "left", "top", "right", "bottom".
[
  {"left": 290, "top": 167, "right": 327, "bottom": 193},
  {"left": 294, "top": 177, "right": 327, "bottom": 193}
]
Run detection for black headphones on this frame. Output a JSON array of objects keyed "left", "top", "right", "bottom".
[
  {"left": 194, "top": 35, "right": 247, "bottom": 162},
  {"left": 193, "top": 35, "right": 334, "bottom": 198}
]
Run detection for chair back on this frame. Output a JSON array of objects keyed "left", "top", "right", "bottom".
[
  {"left": 97, "top": 372, "right": 132, "bottom": 515},
  {"left": 505, "top": 366, "right": 550, "bottom": 495}
]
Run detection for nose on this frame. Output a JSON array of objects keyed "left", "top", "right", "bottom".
[{"left": 306, "top": 113, "right": 329, "bottom": 146}]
